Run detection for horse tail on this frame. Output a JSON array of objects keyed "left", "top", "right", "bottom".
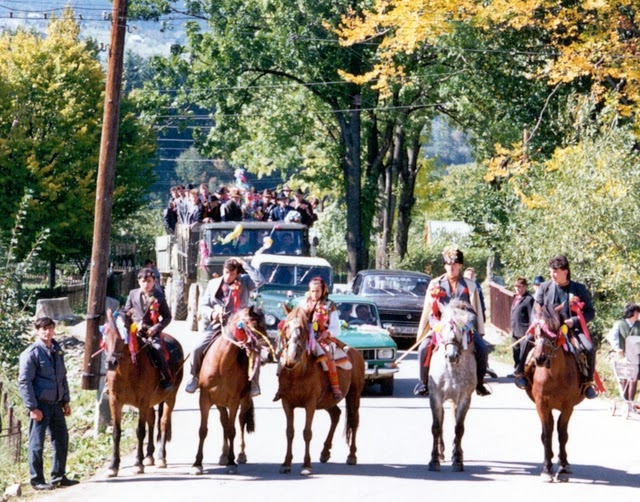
[{"left": 243, "top": 398, "right": 255, "bottom": 434}]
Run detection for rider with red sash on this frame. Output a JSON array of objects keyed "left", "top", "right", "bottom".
[
  {"left": 413, "top": 246, "right": 490, "bottom": 397},
  {"left": 514, "top": 255, "right": 599, "bottom": 399}
]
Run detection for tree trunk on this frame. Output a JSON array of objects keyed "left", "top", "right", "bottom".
[
  {"left": 395, "top": 132, "right": 420, "bottom": 261},
  {"left": 48, "top": 259, "right": 56, "bottom": 290},
  {"left": 337, "top": 94, "right": 365, "bottom": 281}
]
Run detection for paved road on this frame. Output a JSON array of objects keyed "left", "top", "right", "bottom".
[{"left": 40, "top": 321, "right": 640, "bottom": 502}]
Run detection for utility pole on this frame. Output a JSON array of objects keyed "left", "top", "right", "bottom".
[{"left": 82, "top": 0, "right": 128, "bottom": 391}]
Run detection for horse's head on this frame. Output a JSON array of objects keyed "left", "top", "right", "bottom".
[
  {"left": 533, "top": 304, "right": 562, "bottom": 368},
  {"left": 278, "top": 306, "right": 310, "bottom": 368},
  {"left": 227, "top": 305, "right": 268, "bottom": 344},
  {"left": 439, "top": 298, "right": 475, "bottom": 363},
  {"left": 103, "top": 308, "right": 130, "bottom": 370}
]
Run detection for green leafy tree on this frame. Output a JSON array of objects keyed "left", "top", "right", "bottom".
[{"left": 0, "top": 10, "right": 157, "bottom": 277}]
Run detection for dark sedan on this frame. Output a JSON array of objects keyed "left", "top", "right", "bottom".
[{"left": 349, "top": 269, "right": 431, "bottom": 340}]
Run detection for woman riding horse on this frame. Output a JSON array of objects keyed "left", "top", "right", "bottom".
[{"left": 276, "top": 303, "right": 365, "bottom": 475}]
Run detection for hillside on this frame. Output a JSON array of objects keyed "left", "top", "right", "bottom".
[{"left": 0, "top": 0, "right": 187, "bottom": 58}]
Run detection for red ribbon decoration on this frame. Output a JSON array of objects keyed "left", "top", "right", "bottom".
[{"left": 570, "top": 296, "right": 605, "bottom": 393}]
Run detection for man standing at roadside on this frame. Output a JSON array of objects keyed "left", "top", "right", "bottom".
[{"left": 18, "top": 317, "right": 79, "bottom": 491}]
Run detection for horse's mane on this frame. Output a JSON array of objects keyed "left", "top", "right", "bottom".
[
  {"left": 440, "top": 298, "right": 475, "bottom": 329},
  {"left": 537, "top": 302, "right": 562, "bottom": 335}
]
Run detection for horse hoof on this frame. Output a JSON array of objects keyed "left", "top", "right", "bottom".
[
  {"left": 156, "top": 458, "right": 167, "bottom": 469},
  {"left": 452, "top": 463, "right": 464, "bottom": 472},
  {"left": 301, "top": 467, "right": 312, "bottom": 476},
  {"left": 556, "top": 470, "right": 570, "bottom": 482},
  {"left": 227, "top": 465, "right": 238, "bottom": 475},
  {"left": 346, "top": 455, "right": 357, "bottom": 466},
  {"left": 428, "top": 461, "right": 440, "bottom": 472},
  {"left": 280, "top": 465, "right": 291, "bottom": 474},
  {"left": 237, "top": 453, "right": 247, "bottom": 465},
  {"left": 190, "top": 466, "right": 203, "bottom": 476},
  {"left": 320, "top": 453, "right": 330, "bottom": 464},
  {"left": 540, "top": 472, "right": 554, "bottom": 483},
  {"left": 134, "top": 465, "right": 145, "bottom": 475},
  {"left": 143, "top": 456, "right": 155, "bottom": 466},
  {"left": 107, "top": 468, "right": 118, "bottom": 478},
  {"left": 218, "top": 455, "right": 228, "bottom": 466}
]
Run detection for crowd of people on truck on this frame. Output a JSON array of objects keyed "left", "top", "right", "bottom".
[{"left": 163, "top": 182, "right": 319, "bottom": 234}]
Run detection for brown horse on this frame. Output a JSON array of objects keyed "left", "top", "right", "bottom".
[
  {"left": 524, "top": 305, "right": 585, "bottom": 482},
  {"left": 191, "top": 306, "right": 268, "bottom": 475},
  {"left": 102, "top": 309, "right": 184, "bottom": 478},
  {"left": 277, "top": 305, "right": 365, "bottom": 475}
]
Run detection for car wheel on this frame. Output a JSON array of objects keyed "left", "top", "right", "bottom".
[{"left": 380, "top": 377, "right": 394, "bottom": 396}]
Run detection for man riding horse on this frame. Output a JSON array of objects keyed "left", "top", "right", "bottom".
[
  {"left": 514, "top": 255, "right": 598, "bottom": 399},
  {"left": 185, "top": 257, "right": 265, "bottom": 395},
  {"left": 124, "top": 267, "right": 173, "bottom": 390},
  {"left": 414, "top": 246, "right": 491, "bottom": 397}
]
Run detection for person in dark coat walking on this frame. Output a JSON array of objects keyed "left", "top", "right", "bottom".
[
  {"left": 510, "top": 277, "right": 534, "bottom": 372},
  {"left": 18, "top": 317, "right": 79, "bottom": 491}
]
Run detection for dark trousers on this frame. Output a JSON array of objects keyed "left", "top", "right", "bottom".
[{"left": 28, "top": 401, "right": 69, "bottom": 486}]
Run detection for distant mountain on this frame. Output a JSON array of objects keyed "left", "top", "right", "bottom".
[{"left": 0, "top": 0, "right": 187, "bottom": 57}]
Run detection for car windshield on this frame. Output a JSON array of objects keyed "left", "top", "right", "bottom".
[
  {"left": 203, "top": 228, "right": 304, "bottom": 256},
  {"left": 260, "top": 263, "right": 332, "bottom": 287},
  {"left": 362, "top": 275, "right": 428, "bottom": 297},
  {"left": 336, "top": 302, "right": 381, "bottom": 327}
]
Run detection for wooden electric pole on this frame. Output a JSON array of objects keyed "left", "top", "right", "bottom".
[{"left": 82, "top": 0, "right": 129, "bottom": 390}]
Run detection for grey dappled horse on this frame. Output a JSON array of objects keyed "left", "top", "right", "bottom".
[{"left": 428, "top": 298, "right": 478, "bottom": 472}]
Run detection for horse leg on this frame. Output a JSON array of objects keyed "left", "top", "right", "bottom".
[
  {"left": 536, "top": 406, "right": 555, "bottom": 482},
  {"left": 191, "top": 393, "right": 211, "bottom": 475},
  {"left": 301, "top": 404, "right": 317, "bottom": 476},
  {"left": 451, "top": 399, "right": 471, "bottom": 472},
  {"left": 319, "top": 405, "right": 341, "bottom": 464},
  {"left": 237, "top": 398, "right": 254, "bottom": 465},
  {"left": 142, "top": 406, "right": 156, "bottom": 467},
  {"left": 108, "top": 403, "right": 123, "bottom": 478},
  {"left": 428, "top": 399, "right": 444, "bottom": 472},
  {"left": 555, "top": 408, "right": 574, "bottom": 482},
  {"left": 133, "top": 411, "right": 147, "bottom": 474},
  {"left": 156, "top": 398, "right": 175, "bottom": 468},
  {"left": 344, "top": 378, "right": 361, "bottom": 466},
  {"left": 217, "top": 406, "right": 231, "bottom": 466},
  {"left": 223, "top": 403, "right": 241, "bottom": 474},
  {"left": 280, "top": 402, "right": 295, "bottom": 474}
]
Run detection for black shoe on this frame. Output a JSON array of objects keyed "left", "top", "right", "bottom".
[
  {"left": 515, "top": 375, "right": 528, "bottom": 389},
  {"left": 413, "top": 382, "right": 429, "bottom": 397},
  {"left": 53, "top": 477, "right": 79, "bottom": 488},
  {"left": 584, "top": 385, "right": 598, "bottom": 399},
  {"left": 33, "top": 483, "right": 54, "bottom": 491},
  {"left": 476, "top": 384, "right": 491, "bottom": 396}
]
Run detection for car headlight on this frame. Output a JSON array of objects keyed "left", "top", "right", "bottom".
[
  {"left": 376, "top": 348, "right": 395, "bottom": 360},
  {"left": 264, "top": 313, "right": 278, "bottom": 327}
]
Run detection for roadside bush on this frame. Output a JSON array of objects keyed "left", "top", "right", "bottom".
[{"left": 0, "top": 192, "right": 49, "bottom": 376}]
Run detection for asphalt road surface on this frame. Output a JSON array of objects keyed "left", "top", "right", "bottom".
[{"left": 38, "top": 321, "right": 640, "bottom": 502}]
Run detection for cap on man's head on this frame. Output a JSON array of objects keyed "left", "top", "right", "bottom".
[
  {"left": 442, "top": 245, "right": 464, "bottom": 265},
  {"left": 294, "top": 188, "right": 304, "bottom": 196},
  {"left": 277, "top": 190, "right": 289, "bottom": 200},
  {"left": 533, "top": 275, "right": 544, "bottom": 285}
]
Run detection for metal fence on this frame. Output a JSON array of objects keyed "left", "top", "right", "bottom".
[
  {"left": 489, "top": 281, "right": 514, "bottom": 334},
  {"left": 0, "top": 380, "right": 22, "bottom": 462}
]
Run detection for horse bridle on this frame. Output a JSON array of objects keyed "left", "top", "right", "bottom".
[
  {"left": 534, "top": 328, "right": 561, "bottom": 368},
  {"left": 279, "top": 316, "right": 307, "bottom": 370}
]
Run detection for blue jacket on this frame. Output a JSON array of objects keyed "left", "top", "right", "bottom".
[{"left": 18, "top": 339, "right": 70, "bottom": 410}]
